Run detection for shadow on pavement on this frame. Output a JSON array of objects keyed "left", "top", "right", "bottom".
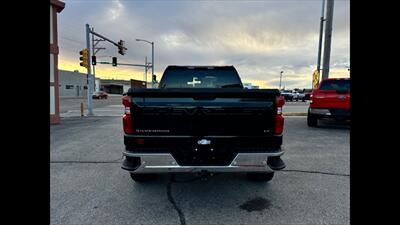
[
  {"left": 312, "top": 119, "right": 350, "bottom": 130},
  {"left": 131, "top": 172, "right": 274, "bottom": 210}
]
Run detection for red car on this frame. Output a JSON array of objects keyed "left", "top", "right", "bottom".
[
  {"left": 307, "top": 78, "right": 350, "bottom": 127},
  {"left": 92, "top": 91, "right": 108, "bottom": 99}
]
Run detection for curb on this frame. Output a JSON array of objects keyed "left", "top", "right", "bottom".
[{"left": 283, "top": 112, "right": 307, "bottom": 116}]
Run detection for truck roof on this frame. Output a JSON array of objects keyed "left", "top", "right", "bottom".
[
  {"left": 322, "top": 77, "right": 350, "bottom": 81},
  {"left": 166, "top": 65, "right": 235, "bottom": 69}
]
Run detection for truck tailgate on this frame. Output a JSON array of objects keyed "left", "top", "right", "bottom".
[{"left": 128, "top": 88, "right": 279, "bottom": 137}]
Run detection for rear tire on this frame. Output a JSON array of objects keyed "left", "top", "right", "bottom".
[
  {"left": 247, "top": 172, "right": 274, "bottom": 182},
  {"left": 130, "top": 173, "right": 157, "bottom": 182},
  {"left": 307, "top": 111, "right": 318, "bottom": 127}
]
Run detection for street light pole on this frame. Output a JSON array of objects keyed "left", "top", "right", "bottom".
[
  {"left": 144, "top": 56, "right": 148, "bottom": 86},
  {"left": 151, "top": 42, "right": 154, "bottom": 78},
  {"left": 279, "top": 71, "right": 284, "bottom": 90},
  {"left": 136, "top": 38, "right": 155, "bottom": 87}
]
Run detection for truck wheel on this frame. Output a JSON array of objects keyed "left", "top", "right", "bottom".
[
  {"left": 247, "top": 172, "right": 274, "bottom": 182},
  {"left": 307, "top": 112, "right": 318, "bottom": 127},
  {"left": 130, "top": 173, "right": 157, "bottom": 182}
]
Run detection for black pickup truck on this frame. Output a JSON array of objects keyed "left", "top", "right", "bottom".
[{"left": 121, "top": 66, "right": 285, "bottom": 182}]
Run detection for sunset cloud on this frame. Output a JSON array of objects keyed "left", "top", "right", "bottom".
[{"left": 58, "top": 0, "right": 350, "bottom": 89}]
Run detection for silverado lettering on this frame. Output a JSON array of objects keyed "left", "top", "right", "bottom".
[{"left": 135, "top": 129, "right": 170, "bottom": 133}]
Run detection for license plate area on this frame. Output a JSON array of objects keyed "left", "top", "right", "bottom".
[{"left": 170, "top": 144, "right": 237, "bottom": 166}]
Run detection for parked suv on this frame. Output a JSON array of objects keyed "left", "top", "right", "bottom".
[
  {"left": 304, "top": 90, "right": 312, "bottom": 101},
  {"left": 298, "top": 91, "right": 306, "bottom": 102},
  {"left": 292, "top": 91, "right": 298, "bottom": 101},
  {"left": 280, "top": 90, "right": 294, "bottom": 101},
  {"left": 307, "top": 78, "right": 350, "bottom": 127}
]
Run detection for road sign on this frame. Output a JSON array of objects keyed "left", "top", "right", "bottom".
[{"left": 312, "top": 70, "right": 320, "bottom": 89}]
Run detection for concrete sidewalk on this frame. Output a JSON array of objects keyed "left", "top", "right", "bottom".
[{"left": 60, "top": 105, "right": 123, "bottom": 117}]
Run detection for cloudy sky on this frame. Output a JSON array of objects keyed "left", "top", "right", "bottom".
[{"left": 58, "top": 0, "right": 350, "bottom": 89}]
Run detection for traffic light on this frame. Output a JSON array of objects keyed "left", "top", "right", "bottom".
[
  {"left": 118, "top": 40, "right": 126, "bottom": 55},
  {"left": 112, "top": 57, "right": 117, "bottom": 66},
  {"left": 152, "top": 74, "right": 156, "bottom": 82},
  {"left": 79, "top": 48, "right": 88, "bottom": 68},
  {"left": 92, "top": 55, "right": 96, "bottom": 65}
]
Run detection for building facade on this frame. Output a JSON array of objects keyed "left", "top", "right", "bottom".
[
  {"left": 100, "top": 79, "right": 134, "bottom": 94},
  {"left": 50, "top": 0, "right": 65, "bottom": 124},
  {"left": 58, "top": 70, "right": 88, "bottom": 97},
  {"left": 58, "top": 69, "right": 149, "bottom": 96},
  {"left": 95, "top": 78, "right": 101, "bottom": 92}
]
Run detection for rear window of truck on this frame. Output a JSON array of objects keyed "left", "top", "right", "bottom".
[
  {"left": 319, "top": 79, "right": 350, "bottom": 91},
  {"left": 159, "top": 67, "right": 243, "bottom": 88}
]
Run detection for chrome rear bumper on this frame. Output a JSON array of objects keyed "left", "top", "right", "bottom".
[
  {"left": 122, "top": 151, "right": 284, "bottom": 173},
  {"left": 309, "top": 108, "right": 331, "bottom": 115}
]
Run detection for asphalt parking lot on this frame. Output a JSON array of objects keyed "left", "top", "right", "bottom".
[
  {"left": 283, "top": 100, "right": 310, "bottom": 114},
  {"left": 51, "top": 111, "right": 349, "bottom": 225}
]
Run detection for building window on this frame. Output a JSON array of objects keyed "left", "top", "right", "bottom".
[{"left": 66, "top": 85, "right": 74, "bottom": 89}]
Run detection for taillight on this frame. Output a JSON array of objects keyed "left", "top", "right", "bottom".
[
  {"left": 123, "top": 114, "right": 133, "bottom": 134},
  {"left": 122, "top": 95, "right": 133, "bottom": 134},
  {"left": 275, "top": 96, "right": 285, "bottom": 135},
  {"left": 122, "top": 95, "right": 131, "bottom": 114}
]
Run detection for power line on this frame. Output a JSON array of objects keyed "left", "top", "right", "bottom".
[{"left": 60, "top": 36, "right": 85, "bottom": 44}]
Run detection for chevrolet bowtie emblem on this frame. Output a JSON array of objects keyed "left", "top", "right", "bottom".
[{"left": 197, "top": 139, "right": 211, "bottom": 145}]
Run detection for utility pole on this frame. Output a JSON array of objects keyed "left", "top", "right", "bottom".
[
  {"left": 91, "top": 28, "right": 96, "bottom": 92},
  {"left": 91, "top": 28, "right": 106, "bottom": 92},
  {"left": 151, "top": 42, "right": 155, "bottom": 88},
  {"left": 321, "top": 0, "right": 334, "bottom": 79},
  {"left": 317, "top": 0, "right": 326, "bottom": 74},
  {"left": 85, "top": 24, "right": 94, "bottom": 116},
  {"left": 279, "top": 71, "right": 284, "bottom": 90},
  {"left": 144, "top": 56, "right": 148, "bottom": 87}
]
